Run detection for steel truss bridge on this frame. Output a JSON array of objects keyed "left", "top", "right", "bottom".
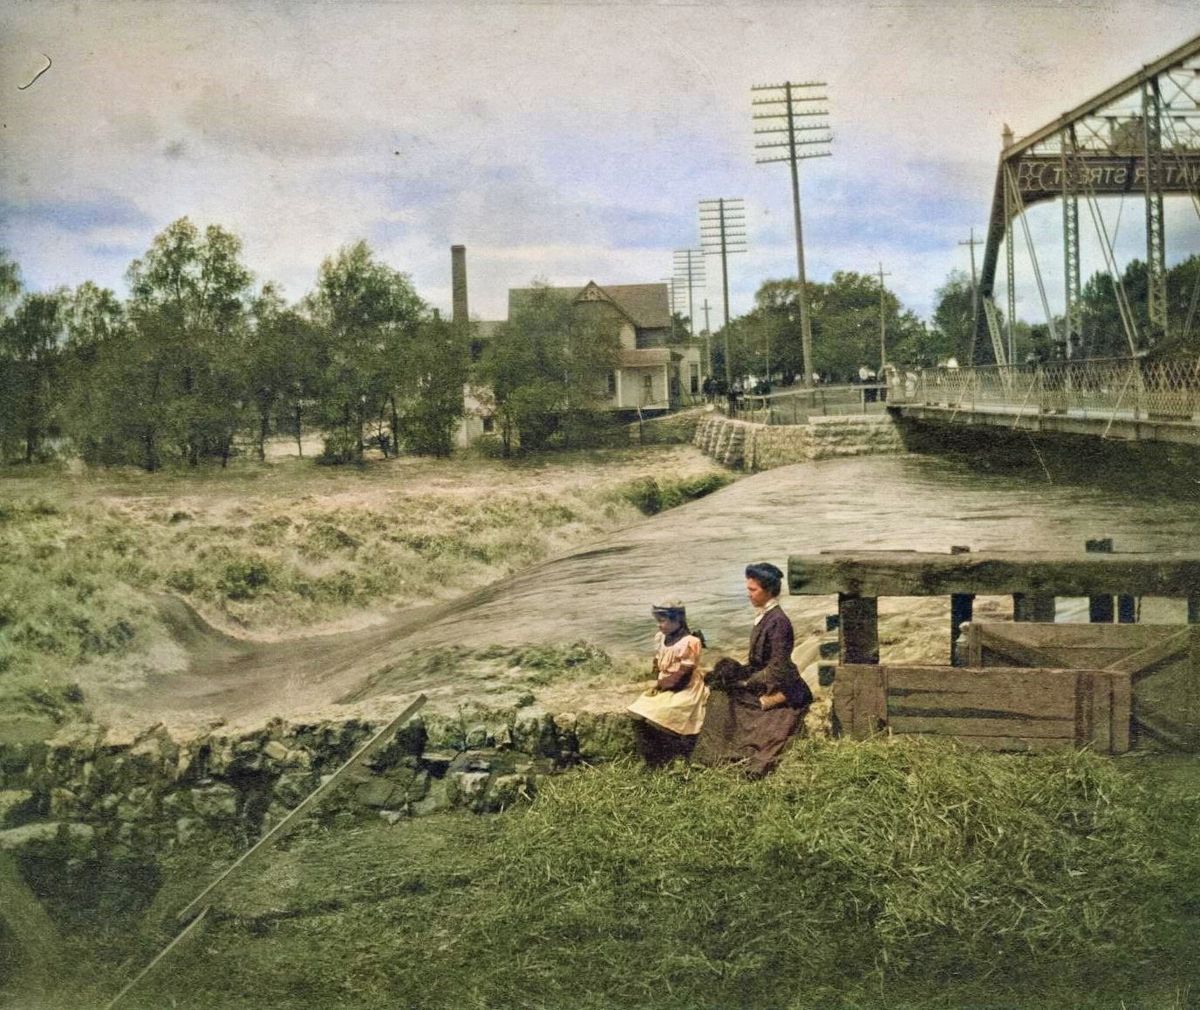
[
  {"left": 888, "top": 356, "right": 1200, "bottom": 447},
  {"left": 978, "top": 32, "right": 1200, "bottom": 365}
]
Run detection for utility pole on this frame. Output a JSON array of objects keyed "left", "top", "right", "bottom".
[
  {"left": 958, "top": 228, "right": 982, "bottom": 365},
  {"left": 701, "top": 298, "right": 713, "bottom": 379},
  {"left": 752, "top": 79, "right": 831, "bottom": 388},
  {"left": 875, "top": 262, "right": 892, "bottom": 373},
  {"left": 660, "top": 276, "right": 678, "bottom": 340},
  {"left": 672, "top": 248, "right": 705, "bottom": 338},
  {"left": 699, "top": 198, "right": 747, "bottom": 387}
]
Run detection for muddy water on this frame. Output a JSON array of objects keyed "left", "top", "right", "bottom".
[{"left": 402, "top": 452, "right": 1200, "bottom": 656}]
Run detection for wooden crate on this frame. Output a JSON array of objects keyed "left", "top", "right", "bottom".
[
  {"left": 966, "top": 622, "right": 1200, "bottom": 751},
  {"left": 834, "top": 663, "right": 1131, "bottom": 753}
]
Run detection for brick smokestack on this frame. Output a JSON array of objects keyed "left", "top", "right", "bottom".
[{"left": 451, "top": 244, "right": 468, "bottom": 325}]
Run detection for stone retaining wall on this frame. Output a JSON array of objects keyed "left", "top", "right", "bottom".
[
  {"left": 693, "top": 412, "right": 904, "bottom": 470},
  {"left": 0, "top": 708, "right": 635, "bottom": 860}
]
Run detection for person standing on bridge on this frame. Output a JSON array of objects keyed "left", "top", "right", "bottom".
[
  {"left": 627, "top": 601, "right": 708, "bottom": 766},
  {"left": 692, "top": 562, "right": 812, "bottom": 776}
]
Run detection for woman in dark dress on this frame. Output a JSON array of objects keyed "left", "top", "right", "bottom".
[{"left": 692, "top": 562, "right": 812, "bottom": 776}]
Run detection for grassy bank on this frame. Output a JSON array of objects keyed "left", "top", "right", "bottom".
[
  {"left": 18, "top": 739, "right": 1200, "bottom": 1010},
  {"left": 0, "top": 446, "right": 731, "bottom": 722}
]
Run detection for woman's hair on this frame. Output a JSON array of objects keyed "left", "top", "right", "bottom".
[{"left": 745, "top": 561, "right": 784, "bottom": 598}]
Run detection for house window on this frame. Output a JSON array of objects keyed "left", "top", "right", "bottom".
[
  {"left": 482, "top": 416, "right": 495, "bottom": 433},
  {"left": 608, "top": 372, "right": 617, "bottom": 396},
  {"left": 642, "top": 374, "right": 654, "bottom": 402},
  {"left": 690, "top": 363, "right": 700, "bottom": 394}
]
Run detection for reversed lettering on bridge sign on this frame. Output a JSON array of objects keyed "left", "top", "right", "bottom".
[{"left": 1015, "top": 154, "right": 1200, "bottom": 205}]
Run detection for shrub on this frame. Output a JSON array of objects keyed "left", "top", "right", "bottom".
[{"left": 218, "top": 558, "right": 271, "bottom": 600}]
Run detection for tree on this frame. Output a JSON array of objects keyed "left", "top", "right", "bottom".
[
  {"left": 0, "top": 290, "right": 66, "bottom": 462},
  {"left": 306, "top": 241, "right": 425, "bottom": 462},
  {"left": 395, "top": 314, "right": 469, "bottom": 457},
  {"left": 480, "top": 284, "right": 620, "bottom": 454},
  {"left": 928, "top": 270, "right": 975, "bottom": 366},
  {"left": 124, "top": 217, "right": 255, "bottom": 468},
  {"left": 1079, "top": 255, "right": 1200, "bottom": 359},
  {"left": 59, "top": 281, "right": 128, "bottom": 463},
  {"left": 246, "top": 284, "right": 324, "bottom": 460},
  {"left": 0, "top": 250, "right": 20, "bottom": 317}
]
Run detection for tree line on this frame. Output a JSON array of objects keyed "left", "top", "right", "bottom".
[
  {"left": 0, "top": 219, "right": 468, "bottom": 468},
  {"left": 713, "top": 255, "right": 1200, "bottom": 383}
]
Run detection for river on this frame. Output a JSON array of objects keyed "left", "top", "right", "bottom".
[{"left": 400, "top": 450, "right": 1200, "bottom": 656}]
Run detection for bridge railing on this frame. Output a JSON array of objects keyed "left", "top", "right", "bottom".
[{"left": 888, "top": 356, "right": 1200, "bottom": 421}]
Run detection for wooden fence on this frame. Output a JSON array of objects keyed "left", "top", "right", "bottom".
[{"left": 788, "top": 549, "right": 1200, "bottom": 752}]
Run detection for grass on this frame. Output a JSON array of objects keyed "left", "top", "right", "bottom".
[
  {"left": 0, "top": 445, "right": 728, "bottom": 722},
  {"left": 18, "top": 739, "right": 1200, "bottom": 1010}
]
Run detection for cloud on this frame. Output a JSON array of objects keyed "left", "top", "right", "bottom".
[{"left": 0, "top": 196, "right": 152, "bottom": 234}]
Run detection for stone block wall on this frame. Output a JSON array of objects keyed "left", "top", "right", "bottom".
[
  {"left": 693, "top": 412, "right": 904, "bottom": 471},
  {"left": 0, "top": 708, "right": 636, "bottom": 860}
]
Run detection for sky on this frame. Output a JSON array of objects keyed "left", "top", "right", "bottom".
[{"left": 1, "top": 0, "right": 1197, "bottom": 327}]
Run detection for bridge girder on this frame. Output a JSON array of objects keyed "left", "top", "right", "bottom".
[{"left": 978, "top": 32, "right": 1200, "bottom": 362}]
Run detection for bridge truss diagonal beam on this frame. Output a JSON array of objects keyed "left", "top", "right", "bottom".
[{"left": 977, "top": 32, "right": 1200, "bottom": 361}]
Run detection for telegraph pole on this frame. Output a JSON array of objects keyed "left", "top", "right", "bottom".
[
  {"left": 875, "top": 262, "right": 892, "bottom": 372},
  {"left": 672, "top": 248, "right": 705, "bottom": 338},
  {"left": 661, "top": 276, "right": 678, "bottom": 340},
  {"left": 752, "top": 79, "right": 831, "bottom": 387},
  {"left": 701, "top": 298, "right": 713, "bottom": 378},
  {"left": 959, "top": 228, "right": 982, "bottom": 365},
  {"left": 699, "top": 198, "right": 747, "bottom": 386}
]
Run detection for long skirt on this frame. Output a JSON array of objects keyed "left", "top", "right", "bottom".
[
  {"left": 691, "top": 688, "right": 802, "bottom": 777},
  {"left": 630, "top": 718, "right": 698, "bottom": 767}
]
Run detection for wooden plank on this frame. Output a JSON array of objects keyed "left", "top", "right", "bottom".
[
  {"left": 789, "top": 551, "right": 1200, "bottom": 598},
  {"left": 838, "top": 594, "right": 879, "bottom": 665},
  {"left": 1110, "top": 671, "right": 1132, "bottom": 753},
  {"left": 1075, "top": 671, "right": 1110, "bottom": 752},
  {"left": 886, "top": 683, "right": 1077, "bottom": 718},
  {"left": 1102, "top": 626, "right": 1191, "bottom": 675},
  {"left": 1086, "top": 538, "right": 1116, "bottom": 623},
  {"left": 1031, "top": 595, "right": 1057, "bottom": 622},
  {"left": 973, "top": 622, "right": 1170, "bottom": 671},
  {"left": 966, "top": 622, "right": 983, "bottom": 666},
  {"left": 834, "top": 664, "right": 886, "bottom": 738},
  {"left": 888, "top": 715, "right": 1075, "bottom": 738},
  {"left": 887, "top": 663, "right": 1079, "bottom": 698}
]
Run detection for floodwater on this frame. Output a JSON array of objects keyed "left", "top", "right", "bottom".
[{"left": 402, "top": 450, "right": 1200, "bottom": 655}]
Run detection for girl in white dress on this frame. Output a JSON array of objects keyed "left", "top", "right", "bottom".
[{"left": 626, "top": 600, "right": 708, "bottom": 766}]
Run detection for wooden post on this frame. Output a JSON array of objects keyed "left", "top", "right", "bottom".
[
  {"left": 1117, "top": 593, "right": 1137, "bottom": 624},
  {"left": 1013, "top": 593, "right": 1032, "bottom": 622},
  {"left": 1086, "top": 538, "right": 1115, "bottom": 623},
  {"left": 1030, "top": 595, "right": 1057, "bottom": 622},
  {"left": 1014, "top": 592, "right": 1054, "bottom": 622},
  {"left": 950, "top": 545, "right": 974, "bottom": 666},
  {"left": 838, "top": 593, "right": 879, "bottom": 664}
]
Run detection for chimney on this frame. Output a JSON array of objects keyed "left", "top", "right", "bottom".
[{"left": 451, "top": 244, "right": 468, "bottom": 325}]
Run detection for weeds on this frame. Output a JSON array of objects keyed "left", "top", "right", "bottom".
[{"left": 45, "top": 741, "right": 1200, "bottom": 1010}]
